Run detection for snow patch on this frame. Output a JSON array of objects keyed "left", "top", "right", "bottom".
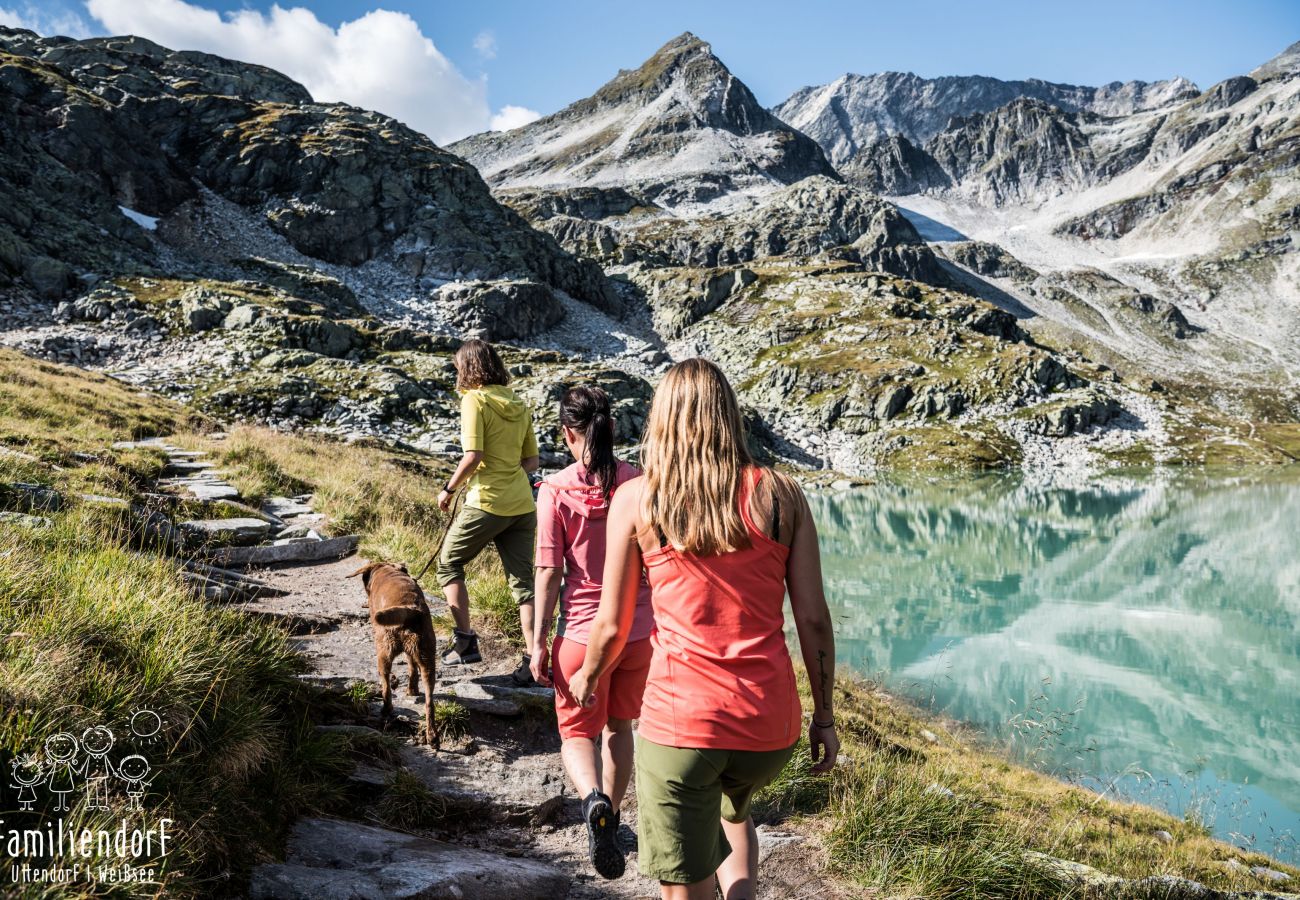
[{"left": 118, "top": 206, "right": 158, "bottom": 231}]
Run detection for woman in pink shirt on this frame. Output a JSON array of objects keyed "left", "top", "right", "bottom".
[
  {"left": 531, "top": 384, "right": 653, "bottom": 881},
  {"left": 570, "top": 359, "right": 839, "bottom": 900}
]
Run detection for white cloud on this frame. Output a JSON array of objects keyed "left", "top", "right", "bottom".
[
  {"left": 0, "top": 3, "right": 93, "bottom": 37},
  {"left": 472, "top": 29, "right": 495, "bottom": 60},
  {"left": 490, "top": 104, "right": 541, "bottom": 132},
  {"left": 84, "top": 0, "right": 496, "bottom": 145}
]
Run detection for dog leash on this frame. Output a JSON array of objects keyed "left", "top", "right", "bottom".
[{"left": 411, "top": 487, "right": 462, "bottom": 586}]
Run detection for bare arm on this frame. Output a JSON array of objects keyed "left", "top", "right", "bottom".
[
  {"left": 785, "top": 479, "right": 840, "bottom": 773},
  {"left": 530, "top": 566, "right": 563, "bottom": 685},
  {"left": 438, "top": 450, "right": 483, "bottom": 511},
  {"left": 448, "top": 450, "right": 483, "bottom": 490},
  {"left": 570, "top": 484, "right": 642, "bottom": 705},
  {"left": 521, "top": 455, "right": 540, "bottom": 474}
]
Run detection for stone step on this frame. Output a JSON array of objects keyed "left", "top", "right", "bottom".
[
  {"left": 262, "top": 495, "right": 315, "bottom": 518},
  {"left": 162, "top": 461, "right": 215, "bottom": 477},
  {"left": 248, "top": 817, "right": 569, "bottom": 900},
  {"left": 178, "top": 517, "right": 274, "bottom": 547},
  {"left": 111, "top": 438, "right": 168, "bottom": 450},
  {"left": 448, "top": 678, "right": 554, "bottom": 712},
  {"left": 184, "top": 482, "right": 241, "bottom": 502},
  {"left": 399, "top": 746, "right": 567, "bottom": 827},
  {"left": 209, "top": 534, "right": 359, "bottom": 567}
]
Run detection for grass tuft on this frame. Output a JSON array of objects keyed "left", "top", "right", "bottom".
[{"left": 375, "top": 768, "right": 446, "bottom": 830}]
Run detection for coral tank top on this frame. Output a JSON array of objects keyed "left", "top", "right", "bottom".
[{"left": 637, "top": 467, "right": 801, "bottom": 752}]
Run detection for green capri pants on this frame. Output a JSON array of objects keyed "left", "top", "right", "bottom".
[
  {"left": 435, "top": 506, "right": 536, "bottom": 604},
  {"left": 635, "top": 736, "right": 797, "bottom": 885}
]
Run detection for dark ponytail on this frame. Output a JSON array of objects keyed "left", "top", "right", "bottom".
[{"left": 560, "top": 385, "right": 618, "bottom": 497}]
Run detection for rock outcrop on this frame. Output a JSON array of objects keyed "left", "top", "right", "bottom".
[{"left": 0, "top": 27, "right": 617, "bottom": 316}]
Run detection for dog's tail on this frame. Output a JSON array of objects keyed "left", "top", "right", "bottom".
[{"left": 373, "top": 605, "right": 426, "bottom": 628}]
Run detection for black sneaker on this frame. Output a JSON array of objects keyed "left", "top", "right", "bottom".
[
  {"left": 511, "top": 654, "right": 536, "bottom": 686},
  {"left": 441, "top": 629, "right": 481, "bottom": 666},
  {"left": 582, "top": 788, "right": 625, "bottom": 879}
]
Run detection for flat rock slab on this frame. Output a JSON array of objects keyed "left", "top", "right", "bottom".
[
  {"left": 79, "top": 493, "right": 129, "bottom": 507},
  {"left": 449, "top": 679, "right": 553, "bottom": 712},
  {"left": 263, "top": 495, "right": 315, "bottom": 518},
  {"left": 210, "top": 534, "right": 359, "bottom": 567},
  {"left": 111, "top": 438, "right": 169, "bottom": 450},
  {"left": 400, "top": 746, "right": 566, "bottom": 826},
  {"left": 179, "top": 517, "right": 273, "bottom": 546},
  {"left": 248, "top": 817, "right": 569, "bottom": 900},
  {"left": 0, "top": 511, "right": 52, "bottom": 528},
  {"left": 162, "top": 460, "right": 214, "bottom": 475}
]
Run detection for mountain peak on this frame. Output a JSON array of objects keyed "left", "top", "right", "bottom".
[
  {"left": 658, "top": 31, "right": 709, "bottom": 54},
  {"left": 449, "top": 33, "right": 835, "bottom": 202},
  {"left": 1251, "top": 40, "right": 1300, "bottom": 81}
]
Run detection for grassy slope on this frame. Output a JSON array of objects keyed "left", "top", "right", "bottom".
[
  {"left": 4, "top": 349, "right": 1297, "bottom": 898},
  {"left": 0, "top": 350, "right": 353, "bottom": 898}
]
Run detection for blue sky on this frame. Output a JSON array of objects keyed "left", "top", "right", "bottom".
[{"left": 2, "top": 0, "right": 1296, "bottom": 143}]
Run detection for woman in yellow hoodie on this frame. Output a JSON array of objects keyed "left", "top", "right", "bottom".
[{"left": 436, "top": 339, "right": 540, "bottom": 679}]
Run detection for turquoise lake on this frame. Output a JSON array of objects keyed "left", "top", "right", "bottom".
[{"left": 808, "top": 472, "right": 1300, "bottom": 864}]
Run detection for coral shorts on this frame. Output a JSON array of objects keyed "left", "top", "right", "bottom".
[{"left": 551, "top": 634, "right": 652, "bottom": 741}]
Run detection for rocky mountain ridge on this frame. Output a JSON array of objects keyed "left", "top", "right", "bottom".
[
  {"left": 773, "top": 70, "right": 1198, "bottom": 164},
  {"left": 449, "top": 33, "right": 837, "bottom": 206}
]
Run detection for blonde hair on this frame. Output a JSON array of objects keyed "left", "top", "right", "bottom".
[{"left": 640, "top": 358, "right": 754, "bottom": 556}]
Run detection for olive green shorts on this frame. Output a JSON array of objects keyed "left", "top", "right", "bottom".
[
  {"left": 634, "top": 736, "right": 797, "bottom": 885},
  {"left": 435, "top": 506, "right": 536, "bottom": 605}
]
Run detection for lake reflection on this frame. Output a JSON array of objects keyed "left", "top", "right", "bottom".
[{"left": 809, "top": 472, "right": 1300, "bottom": 861}]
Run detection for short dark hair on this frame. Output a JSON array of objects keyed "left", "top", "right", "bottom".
[{"left": 454, "top": 339, "right": 510, "bottom": 390}]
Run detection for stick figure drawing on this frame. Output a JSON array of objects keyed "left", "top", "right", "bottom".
[
  {"left": 115, "top": 754, "right": 152, "bottom": 811},
  {"left": 9, "top": 756, "right": 44, "bottom": 811},
  {"left": 44, "top": 732, "right": 79, "bottom": 812},
  {"left": 81, "top": 725, "right": 116, "bottom": 810}
]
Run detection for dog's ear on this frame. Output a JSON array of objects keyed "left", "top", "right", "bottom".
[
  {"left": 397, "top": 563, "right": 409, "bottom": 573},
  {"left": 347, "top": 562, "right": 382, "bottom": 589}
]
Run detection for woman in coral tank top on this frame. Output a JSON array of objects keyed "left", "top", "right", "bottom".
[{"left": 569, "top": 358, "right": 840, "bottom": 900}]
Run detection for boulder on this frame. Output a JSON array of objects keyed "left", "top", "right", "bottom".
[
  {"left": 23, "top": 254, "right": 75, "bottom": 298},
  {"left": 181, "top": 300, "right": 225, "bottom": 332},
  {"left": 1, "top": 482, "right": 64, "bottom": 513},
  {"left": 439, "top": 280, "right": 564, "bottom": 340}
]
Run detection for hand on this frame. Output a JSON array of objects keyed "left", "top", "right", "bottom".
[
  {"left": 568, "top": 669, "right": 597, "bottom": 708},
  {"left": 809, "top": 720, "right": 840, "bottom": 774},
  {"left": 530, "top": 643, "right": 551, "bottom": 687},
  {"left": 437, "top": 489, "right": 453, "bottom": 512}
]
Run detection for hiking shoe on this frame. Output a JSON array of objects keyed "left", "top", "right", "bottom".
[
  {"left": 582, "top": 788, "right": 625, "bottom": 879},
  {"left": 511, "top": 654, "right": 536, "bottom": 686},
  {"left": 441, "top": 629, "right": 481, "bottom": 666}
]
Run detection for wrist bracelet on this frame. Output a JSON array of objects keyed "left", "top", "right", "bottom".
[
  {"left": 444, "top": 482, "right": 455, "bottom": 493},
  {"left": 813, "top": 717, "right": 835, "bottom": 728}
]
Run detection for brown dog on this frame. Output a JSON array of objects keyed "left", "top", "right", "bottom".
[{"left": 347, "top": 562, "right": 439, "bottom": 748}]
